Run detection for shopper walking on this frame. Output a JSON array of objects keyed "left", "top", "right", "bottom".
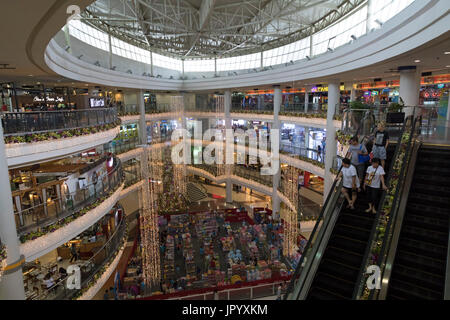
[
  {"left": 69, "top": 243, "right": 78, "bottom": 263},
  {"left": 363, "top": 158, "right": 387, "bottom": 214},
  {"left": 340, "top": 158, "right": 360, "bottom": 210},
  {"left": 348, "top": 137, "right": 369, "bottom": 186},
  {"left": 372, "top": 122, "right": 389, "bottom": 168},
  {"left": 276, "top": 284, "right": 282, "bottom": 300}
]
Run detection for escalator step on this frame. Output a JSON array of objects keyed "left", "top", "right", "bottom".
[
  {"left": 395, "top": 249, "right": 446, "bottom": 275},
  {"left": 413, "top": 174, "right": 450, "bottom": 187},
  {"left": 327, "top": 235, "right": 368, "bottom": 253},
  {"left": 401, "top": 225, "right": 448, "bottom": 246},
  {"left": 397, "top": 238, "right": 447, "bottom": 261},
  {"left": 307, "top": 286, "right": 349, "bottom": 300},
  {"left": 313, "top": 272, "right": 355, "bottom": 297},
  {"left": 406, "top": 192, "right": 450, "bottom": 208},
  {"left": 402, "top": 213, "right": 448, "bottom": 233},
  {"left": 405, "top": 203, "right": 449, "bottom": 220},
  {"left": 325, "top": 246, "right": 363, "bottom": 268},
  {"left": 387, "top": 278, "right": 443, "bottom": 300},
  {"left": 317, "top": 258, "right": 360, "bottom": 280},
  {"left": 338, "top": 213, "right": 374, "bottom": 230},
  {"left": 410, "top": 182, "right": 450, "bottom": 195},
  {"left": 334, "top": 223, "right": 371, "bottom": 242},
  {"left": 391, "top": 264, "right": 444, "bottom": 293}
]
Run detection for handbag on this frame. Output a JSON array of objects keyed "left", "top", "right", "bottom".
[
  {"left": 365, "top": 166, "right": 379, "bottom": 186},
  {"left": 358, "top": 145, "right": 370, "bottom": 163}
]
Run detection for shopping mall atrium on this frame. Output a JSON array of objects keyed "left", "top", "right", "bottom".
[{"left": 0, "top": 0, "right": 449, "bottom": 301}]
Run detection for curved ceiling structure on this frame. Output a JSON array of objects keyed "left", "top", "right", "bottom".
[
  {"left": 44, "top": 0, "right": 450, "bottom": 91},
  {"left": 82, "top": 0, "right": 356, "bottom": 59}
]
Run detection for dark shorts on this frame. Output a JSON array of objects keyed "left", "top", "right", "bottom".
[
  {"left": 368, "top": 186, "right": 381, "bottom": 207},
  {"left": 343, "top": 187, "right": 357, "bottom": 194}
]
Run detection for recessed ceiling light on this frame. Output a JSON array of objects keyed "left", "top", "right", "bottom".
[
  {"left": 414, "top": 59, "right": 421, "bottom": 63},
  {"left": 445, "top": 52, "right": 450, "bottom": 55},
  {"left": 446, "top": 65, "right": 450, "bottom": 68}
]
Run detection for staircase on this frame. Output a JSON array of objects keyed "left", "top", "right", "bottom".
[
  {"left": 387, "top": 146, "right": 450, "bottom": 300},
  {"left": 306, "top": 146, "right": 395, "bottom": 300},
  {"left": 186, "top": 182, "right": 208, "bottom": 203}
]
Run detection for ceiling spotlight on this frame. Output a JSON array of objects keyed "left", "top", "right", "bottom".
[
  {"left": 444, "top": 52, "right": 450, "bottom": 55},
  {"left": 375, "top": 19, "right": 383, "bottom": 26},
  {"left": 327, "top": 47, "right": 334, "bottom": 52},
  {"left": 350, "top": 35, "right": 357, "bottom": 41},
  {"left": 446, "top": 65, "right": 450, "bottom": 68}
]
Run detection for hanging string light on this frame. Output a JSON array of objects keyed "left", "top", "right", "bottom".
[
  {"left": 282, "top": 165, "right": 299, "bottom": 257},
  {"left": 140, "top": 147, "right": 161, "bottom": 286}
]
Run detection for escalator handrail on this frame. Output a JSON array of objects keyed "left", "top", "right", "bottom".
[
  {"left": 283, "top": 118, "right": 373, "bottom": 300},
  {"left": 371, "top": 115, "right": 421, "bottom": 299},
  {"left": 353, "top": 112, "right": 420, "bottom": 299}
]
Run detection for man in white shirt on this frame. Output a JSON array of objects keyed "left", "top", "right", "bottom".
[
  {"left": 363, "top": 158, "right": 387, "bottom": 214},
  {"left": 339, "top": 158, "right": 360, "bottom": 210}
]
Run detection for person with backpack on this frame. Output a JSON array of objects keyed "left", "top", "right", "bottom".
[
  {"left": 363, "top": 158, "right": 388, "bottom": 214},
  {"left": 348, "top": 136, "right": 369, "bottom": 187}
]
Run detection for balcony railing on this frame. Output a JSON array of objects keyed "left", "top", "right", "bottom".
[
  {"left": 117, "top": 104, "right": 171, "bottom": 116},
  {"left": 16, "top": 157, "right": 123, "bottom": 241},
  {"left": 1, "top": 108, "right": 118, "bottom": 136},
  {"left": 233, "top": 165, "right": 272, "bottom": 187},
  {"left": 32, "top": 216, "right": 127, "bottom": 300}
]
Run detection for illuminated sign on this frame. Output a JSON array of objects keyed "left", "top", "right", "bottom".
[{"left": 33, "top": 96, "right": 64, "bottom": 102}]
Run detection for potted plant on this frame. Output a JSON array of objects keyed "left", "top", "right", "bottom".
[{"left": 386, "top": 100, "right": 405, "bottom": 124}]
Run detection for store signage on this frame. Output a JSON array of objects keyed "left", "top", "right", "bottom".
[
  {"left": 311, "top": 85, "right": 345, "bottom": 92},
  {"left": 33, "top": 96, "right": 64, "bottom": 102}
]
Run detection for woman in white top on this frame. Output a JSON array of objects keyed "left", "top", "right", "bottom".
[
  {"left": 363, "top": 158, "right": 388, "bottom": 214},
  {"left": 339, "top": 158, "right": 360, "bottom": 210}
]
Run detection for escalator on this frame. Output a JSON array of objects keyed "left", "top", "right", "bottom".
[
  {"left": 386, "top": 146, "right": 450, "bottom": 300},
  {"left": 306, "top": 145, "right": 395, "bottom": 300}
]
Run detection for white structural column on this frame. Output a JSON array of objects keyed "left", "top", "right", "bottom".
[
  {"left": 324, "top": 80, "right": 340, "bottom": 199},
  {"left": 304, "top": 86, "right": 312, "bottom": 113},
  {"left": 366, "top": 0, "right": 375, "bottom": 33},
  {"left": 399, "top": 67, "right": 421, "bottom": 117},
  {"left": 272, "top": 85, "right": 282, "bottom": 214},
  {"left": 224, "top": 90, "right": 233, "bottom": 203},
  {"left": 345, "top": 82, "right": 356, "bottom": 102},
  {"left": 138, "top": 89, "right": 147, "bottom": 145},
  {"left": 447, "top": 91, "right": 450, "bottom": 122},
  {"left": 0, "top": 125, "right": 26, "bottom": 300}
]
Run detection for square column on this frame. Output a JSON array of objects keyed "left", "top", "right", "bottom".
[
  {"left": 399, "top": 66, "right": 421, "bottom": 117},
  {"left": 272, "top": 85, "right": 282, "bottom": 214},
  {"left": 324, "top": 80, "right": 340, "bottom": 199},
  {"left": 138, "top": 89, "right": 147, "bottom": 145},
  {"left": 224, "top": 90, "right": 233, "bottom": 203},
  {"left": 0, "top": 125, "right": 25, "bottom": 300}
]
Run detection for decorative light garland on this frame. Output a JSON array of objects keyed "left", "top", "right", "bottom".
[
  {"left": 4, "top": 120, "right": 121, "bottom": 144},
  {"left": 140, "top": 148, "right": 161, "bottom": 286},
  {"left": 0, "top": 243, "right": 6, "bottom": 280},
  {"left": 282, "top": 165, "right": 300, "bottom": 257},
  {"left": 75, "top": 223, "right": 128, "bottom": 300}
]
